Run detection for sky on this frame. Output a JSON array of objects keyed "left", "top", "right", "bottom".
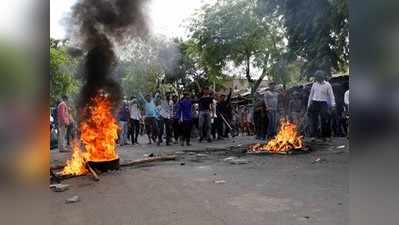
[{"left": 50, "top": 0, "right": 215, "bottom": 40}]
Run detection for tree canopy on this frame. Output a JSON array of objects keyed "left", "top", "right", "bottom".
[
  {"left": 188, "top": 0, "right": 291, "bottom": 94},
  {"left": 49, "top": 0, "right": 349, "bottom": 103},
  {"left": 258, "top": 0, "right": 349, "bottom": 76},
  {"left": 50, "top": 38, "right": 80, "bottom": 106}
]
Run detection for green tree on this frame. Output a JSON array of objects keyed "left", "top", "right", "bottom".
[
  {"left": 188, "top": 0, "right": 287, "bottom": 97},
  {"left": 118, "top": 37, "right": 179, "bottom": 96},
  {"left": 50, "top": 39, "right": 80, "bottom": 106},
  {"left": 258, "top": 0, "right": 349, "bottom": 77}
]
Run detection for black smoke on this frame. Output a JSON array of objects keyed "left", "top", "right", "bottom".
[{"left": 68, "top": 0, "right": 149, "bottom": 112}]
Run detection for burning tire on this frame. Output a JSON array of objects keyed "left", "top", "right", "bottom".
[{"left": 87, "top": 158, "right": 120, "bottom": 172}]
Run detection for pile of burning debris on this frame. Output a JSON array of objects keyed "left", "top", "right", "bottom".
[
  {"left": 60, "top": 94, "right": 120, "bottom": 179},
  {"left": 248, "top": 119, "right": 311, "bottom": 155}
]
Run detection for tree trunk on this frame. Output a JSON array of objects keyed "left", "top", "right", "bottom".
[
  {"left": 244, "top": 54, "right": 256, "bottom": 104},
  {"left": 248, "top": 54, "right": 269, "bottom": 105}
]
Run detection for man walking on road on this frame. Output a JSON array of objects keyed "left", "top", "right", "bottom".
[{"left": 57, "top": 95, "right": 70, "bottom": 152}]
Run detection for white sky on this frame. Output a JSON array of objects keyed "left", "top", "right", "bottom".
[{"left": 50, "top": 0, "right": 215, "bottom": 39}]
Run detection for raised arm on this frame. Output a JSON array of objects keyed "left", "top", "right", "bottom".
[
  {"left": 153, "top": 92, "right": 161, "bottom": 103},
  {"left": 137, "top": 93, "right": 146, "bottom": 104}
]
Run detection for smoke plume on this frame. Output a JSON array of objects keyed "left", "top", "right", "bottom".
[{"left": 68, "top": 0, "right": 149, "bottom": 111}]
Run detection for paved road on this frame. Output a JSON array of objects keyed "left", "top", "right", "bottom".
[{"left": 50, "top": 136, "right": 348, "bottom": 225}]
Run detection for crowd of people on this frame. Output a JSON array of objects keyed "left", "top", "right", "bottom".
[
  {"left": 53, "top": 70, "right": 350, "bottom": 152},
  {"left": 116, "top": 87, "right": 236, "bottom": 147},
  {"left": 237, "top": 70, "right": 350, "bottom": 143}
]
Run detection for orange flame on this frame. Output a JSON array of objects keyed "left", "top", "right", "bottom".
[
  {"left": 249, "top": 119, "right": 304, "bottom": 153},
  {"left": 80, "top": 95, "right": 119, "bottom": 162},
  {"left": 61, "top": 141, "right": 88, "bottom": 176},
  {"left": 61, "top": 94, "right": 119, "bottom": 175}
]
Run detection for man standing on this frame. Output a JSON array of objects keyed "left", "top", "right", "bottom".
[
  {"left": 57, "top": 95, "right": 70, "bottom": 152},
  {"left": 288, "top": 90, "right": 303, "bottom": 127},
  {"left": 192, "top": 102, "right": 200, "bottom": 138},
  {"left": 307, "top": 70, "right": 336, "bottom": 142},
  {"left": 128, "top": 97, "right": 141, "bottom": 145},
  {"left": 117, "top": 100, "right": 130, "bottom": 146},
  {"left": 254, "top": 94, "right": 268, "bottom": 140},
  {"left": 216, "top": 88, "right": 232, "bottom": 139},
  {"left": 171, "top": 95, "right": 180, "bottom": 144},
  {"left": 177, "top": 92, "right": 193, "bottom": 146},
  {"left": 138, "top": 93, "right": 159, "bottom": 144},
  {"left": 344, "top": 88, "right": 350, "bottom": 136},
  {"left": 157, "top": 93, "right": 173, "bottom": 146},
  {"left": 198, "top": 87, "right": 214, "bottom": 142},
  {"left": 264, "top": 82, "right": 279, "bottom": 139}
]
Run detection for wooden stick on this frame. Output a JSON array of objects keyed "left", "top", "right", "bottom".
[
  {"left": 86, "top": 163, "right": 100, "bottom": 181},
  {"left": 120, "top": 155, "right": 176, "bottom": 167},
  {"left": 53, "top": 155, "right": 176, "bottom": 180}
]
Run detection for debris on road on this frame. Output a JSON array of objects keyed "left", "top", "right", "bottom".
[
  {"left": 144, "top": 153, "right": 155, "bottom": 158},
  {"left": 312, "top": 158, "right": 327, "bottom": 164},
  {"left": 195, "top": 154, "right": 208, "bottom": 161},
  {"left": 223, "top": 156, "right": 250, "bottom": 164},
  {"left": 223, "top": 156, "right": 237, "bottom": 162},
  {"left": 180, "top": 162, "right": 186, "bottom": 166},
  {"left": 214, "top": 180, "right": 226, "bottom": 184},
  {"left": 49, "top": 183, "right": 70, "bottom": 192},
  {"left": 65, "top": 195, "right": 80, "bottom": 204},
  {"left": 337, "top": 145, "right": 345, "bottom": 149},
  {"left": 229, "top": 158, "right": 249, "bottom": 165}
]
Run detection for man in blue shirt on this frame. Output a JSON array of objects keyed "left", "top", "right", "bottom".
[
  {"left": 138, "top": 93, "right": 159, "bottom": 144},
  {"left": 177, "top": 92, "right": 193, "bottom": 146}
]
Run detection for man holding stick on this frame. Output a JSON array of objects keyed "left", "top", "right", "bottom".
[{"left": 216, "top": 88, "right": 232, "bottom": 139}]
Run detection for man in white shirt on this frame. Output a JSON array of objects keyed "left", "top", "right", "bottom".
[
  {"left": 307, "top": 70, "right": 336, "bottom": 141},
  {"left": 157, "top": 93, "right": 173, "bottom": 146},
  {"left": 129, "top": 97, "right": 141, "bottom": 144}
]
